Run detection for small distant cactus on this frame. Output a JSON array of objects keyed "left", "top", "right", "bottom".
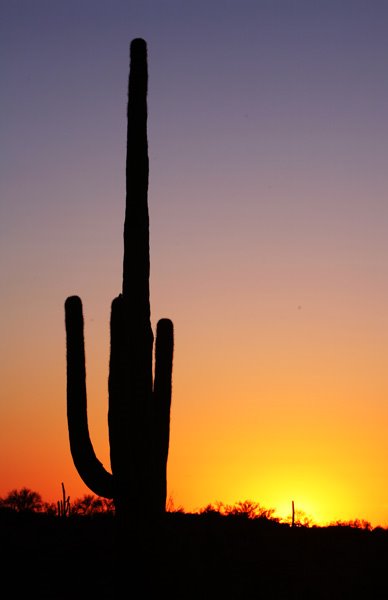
[
  {"left": 64, "top": 38, "right": 174, "bottom": 527},
  {"left": 57, "top": 482, "right": 70, "bottom": 518}
]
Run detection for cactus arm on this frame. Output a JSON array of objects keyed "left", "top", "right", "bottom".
[
  {"left": 153, "top": 318, "right": 174, "bottom": 457},
  {"left": 65, "top": 295, "right": 114, "bottom": 498},
  {"left": 152, "top": 318, "right": 174, "bottom": 511}
]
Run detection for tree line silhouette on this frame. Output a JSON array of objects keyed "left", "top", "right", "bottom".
[
  {"left": 0, "top": 485, "right": 380, "bottom": 531},
  {"left": 0, "top": 485, "right": 114, "bottom": 516},
  {"left": 2, "top": 486, "right": 388, "bottom": 599}
]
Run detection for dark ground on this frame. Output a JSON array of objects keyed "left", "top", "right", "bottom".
[{"left": 1, "top": 509, "right": 387, "bottom": 599}]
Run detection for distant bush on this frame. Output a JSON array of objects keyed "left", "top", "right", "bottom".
[
  {"left": 0, "top": 487, "right": 43, "bottom": 513},
  {"left": 0, "top": 488, "right": 115, "bottom": 516},
  {"left": 71, "top": 494, "right": 115, "bottom": 515},
  {"left": 166, "top": 495, "right": 184, "bottom": 513},
  {"left": 329, "top": 518, "right": 372, "bottom": 530},
  {"left": 199, "top": 499, "right": 278, "bottom": 521}
]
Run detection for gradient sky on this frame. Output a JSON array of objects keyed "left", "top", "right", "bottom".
[{"left": 1, "top": 0, "right": 388, "bottom": 526}]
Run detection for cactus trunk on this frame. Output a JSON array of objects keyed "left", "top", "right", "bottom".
[{"left": 65, "top": 37, "right": 174, "bottom": 529}]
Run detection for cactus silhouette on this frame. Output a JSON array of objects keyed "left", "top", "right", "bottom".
[
  {"left": 64, "top": 38, "right": 174, "bottom": 527},
  {"left": 57, "top": 482, "right": 70, "bottom": 518}
]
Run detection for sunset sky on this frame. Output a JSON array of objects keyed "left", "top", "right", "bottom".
[{"left": 1, "top": 0, "right": 388, "bottom": 526}]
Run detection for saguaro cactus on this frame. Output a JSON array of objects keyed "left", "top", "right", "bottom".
[
  {"left": 64, "top": 38, "right": 174, "bottom": 523},
  {"left": 57, "top": 482, "right": 70, "bottom": 518}
]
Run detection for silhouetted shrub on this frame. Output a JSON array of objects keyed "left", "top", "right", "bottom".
[{"left": 0, "top": 487, "right": 43, "bottom": 513}]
